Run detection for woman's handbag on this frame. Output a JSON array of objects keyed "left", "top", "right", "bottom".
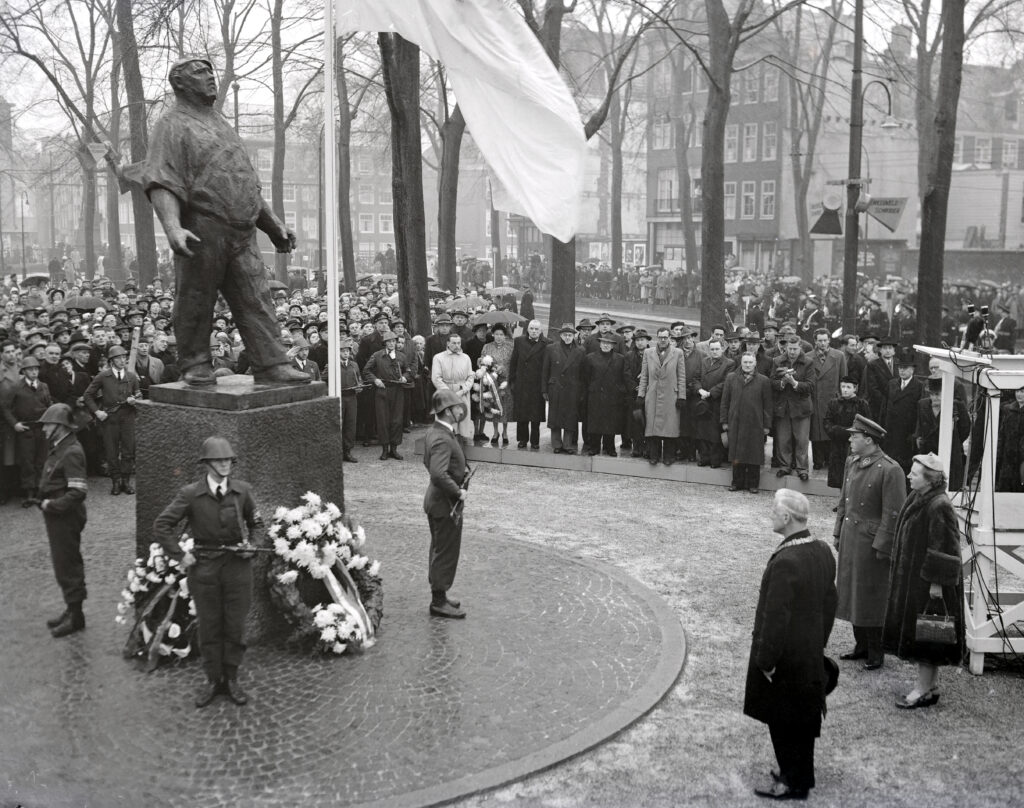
[{"left": 915, "top": 596, "right": 957, "bottom": 645}]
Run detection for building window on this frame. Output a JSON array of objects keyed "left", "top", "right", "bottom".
[
  {"left": 975, "top": 137, "right": 992, "bottom": 163},
  {"left": 652, "top": 118, "right": 674, "bottom": 150},
  {"left": 744, "top": 71, "right": 759, "bottom": 104},
  {"left": 762, "top": 121, "right": 777, "bottom": 160},
  {"left": 1006, "top": 96, "right": 1018, "bottom": 122},
  {"left": 283, "top": 184, "right": 296, "bottom": 203},
  {"left": 284, "top": 210, "right": 296, "bottom": 229},
  {"left": 652, "top": 59, "right": 672, "bottom": 97},
  {"left": 1003, "top": 139, "right": 1018, "bottom": 169},
  {"left": 378, "top": 213, "right": 394, "bottom": 234},
  {"left": 302, "top": 185, "right": 316, "bottom": 205},
  {"left": 725, "top": 124, "right": 738, "bottom": 163},
  {"left": 656, "top": 168, "right": 676, "bottom": 212},
  {"left": 302, "top": 215, "right": 317, "bottom": 237},
  {"left": 357, "top": 155, "right": 373, "bottom": 175},
  {"left": 358, "top": 213, "right": 374, "bottom": 233},
  {"left": 724, "top": 182, "right": 736, "bottom": 219},
  {"left": 358, "top": 184, "right": 374, "bottom": 205},
  {"left": 359, "top": 241, "right": 375, "bottom": 257},
  {"left": 678, "top": 66, "right": 693, "bottom": 94},
  {"left": 763, "top": 66, "right": 779, "bottom": 102},
  {"left": 257, "top": 150, "right": 273, "bottom": 172},
  {"left": 379, "top": 185, "right": 393, "bottom": 205},
  {"left": 743, "top": 123, "right": 758, "bottom": 161},
  {"left": 691, "top": 177, "right": 703, "bottom": 216},
  {"left": 741, "top": 181, "right": 756, "bottom": 219},
  {"left": 760, "top": 180, "right": 776, "bottom": 219},
  {"left": 689, "top": 121, "right": 703, "bottom": 149},
  {"left": 953, "top": 136, "right": 963, "bottom": 162}
]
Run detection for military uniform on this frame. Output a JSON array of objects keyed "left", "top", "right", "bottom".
[
  {"left": 834, "top": 440, "right": 907, "bottom": 667},
  {"left": 154, "top": 476, "right": 259, "bottom": 685},
  {"left": 423, "top": 419, "right": 468, "bottom": 609},
  {"left": 39, "top": 431, "right": 89, "bottom": 616}
]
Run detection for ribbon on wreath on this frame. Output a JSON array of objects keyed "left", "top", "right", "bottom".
[{"left": 323, "top": 562, "right": 376, "bottom": 648}]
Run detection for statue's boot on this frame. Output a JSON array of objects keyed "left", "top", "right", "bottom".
[
  {"left": 182, "top": 363, "right": 217, "bottom": 386},
  {"left": 253, "top": 365, "right": 312, "bottom": 385}
]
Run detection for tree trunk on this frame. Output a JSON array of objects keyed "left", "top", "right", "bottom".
[
  {"left": 80, "top": 151, "right": 96, "bottom": 282},
  {"left": 490, "top": 198, "right": 501, "bottom": 283},
  {"left": 270, "top": 0, "right": 288, "bottom": 283},
  {"left": 916, "top": 0, "right": 965, "bottom": 350},
  {"left": 115, "top": 0, "right": 156, "bottom": 287},
  {"left": 106, "top": 33, "right": 123, "bottom": 278},
  {"left": 610, "top": 89, "right": 623, "bottom": 274},
  {"left": 437, "top": 104, "right": 465, "bottom": 292},
  {"left": 675, "top": 112, "right": 698, "bottom": 275},
  {"left": 379, "top": 33, "right": 430, "bottom": 336},
  {"left": 336, "top": 36, "right": 357, "bottom": 291}
]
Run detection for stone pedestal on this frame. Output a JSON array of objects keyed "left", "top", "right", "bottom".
[{"left": 136, "top": 375, "right": 344, "bottom": 643}]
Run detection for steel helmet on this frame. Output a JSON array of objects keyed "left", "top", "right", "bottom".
[
  {"left": 107, "top": 345, "right": 128, "bottom": 359},
  {"left": 37, "top": 403, "right": 76, "bottom": 429},
  {"left": 198, "top": 436, "right": 236, "bottom": 461},
  {"left": 430, "top": 388, "right": 464, "bottom": 415}
]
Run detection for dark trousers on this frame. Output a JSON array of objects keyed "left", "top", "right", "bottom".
[
  {"left": 516, "top": 420, "right": 541, "bottom": 447},
  {"left": 374, "top": 387, "right": 405, "bottom": 447},
  {"left": 698, "top": 438, "right": 724, "bottom": 468},
  {"left": 102, "top": 408, "right": 136, "bottom": 477},
  {"left": 852, "top": 624, "right": 884, "bottom": 665},
  {"left": 188, "top": 554, "right": 253, "bottom": 682},
  {"left": 550, "top": 426, "right": 577, "bottom": 450},
  {"left": 768, "top": 722, "right": 816, "bottom": 792},
  {"left": 43, "top": 503, "right": 87, "bottom": 606},
  {"left": 356, "top": 386, "right": 376, "bottom": 441},
  {"left": 677, "top": 436, "right": 697, "bottom": 460},
  {"left": 174, "top": 215, "right": 288, "bottom": 373},
  {"left": 427, "top": 512, "right": 463, "bottom": 594},
  {"left": 341, "top": 394, "right": 357, "bottom": 453},
  {"left": 732, "top": 462, "right": 761, "bottom": 489},
  {"left": 628, "top": 413, "right": 646, "bottom": 455},
  {"left": 648, "top": 436, "right": 676, "bottom": 462},
  {"left": 811, "top": 439, "right": 831, "bottom": 468},
  {"left": 16, "top": 426, "right": 47, "bottom": 493},
  {"left": 78, "top": 423, "right": 104, "bottom": 475},
  {"left": 594, "top": 433, "right": 616, "bottom": 454}
]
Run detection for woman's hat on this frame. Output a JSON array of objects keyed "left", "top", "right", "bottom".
[{"left": 912, "top": 452, "right": 944, "bottom": 473}]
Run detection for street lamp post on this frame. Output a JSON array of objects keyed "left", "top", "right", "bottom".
[
  {"left": 232, "top": 81, "right": 240, "bottom": 134},
  {"left": 842, "top": 0, "right": 897, "bottom": 333}
]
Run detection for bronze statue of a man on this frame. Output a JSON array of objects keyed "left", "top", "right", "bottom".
[{"left": 143, "top": 57, "right": 309, "bottom": 386}]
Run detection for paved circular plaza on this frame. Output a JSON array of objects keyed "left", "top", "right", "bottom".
[{"left": 0, "top": 491, "right": 685, "bottom": 808}]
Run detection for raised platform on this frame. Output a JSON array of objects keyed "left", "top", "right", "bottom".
[
  {"left": 149, "top": 374, "right": 327, "bottom": 410},
  {"left": 413, "top": 439, "right": 835, "bottom": 497}
]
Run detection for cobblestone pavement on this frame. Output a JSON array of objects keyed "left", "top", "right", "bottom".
[{"left": 0, "top": 475, "right": 684, "bottom": 808}]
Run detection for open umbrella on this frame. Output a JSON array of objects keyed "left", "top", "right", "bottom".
[
  {"left": 489, "top": 286, "right": 520, "bottom": 298},
  {"left": 63, "top": 295, "right": 105, "bottom": 310},
  {"left": 21, "top": 274, "right": 50, "bottom": 287},
  {"left": 472, "top": 310, "right": 525, "bottom": 327},
  {"left": 447, "top": 295, "right": 488, "bottom": 311}
]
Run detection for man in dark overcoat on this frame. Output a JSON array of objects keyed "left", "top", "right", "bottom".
[
  {"left": 880, "top": 350, "right": 923, "bottom": 474},
  {"left": 833, "top": 414, "right": 907, "bottom": 669},
  {"left": 623, "top": 329, "right": 649, "bottom": 458},
  {"left": 541, "top": 323, "right": 584, "bottom": 454},
  {"left": 695, "top": 340, "right": 733, "bottom": 468},
  {"left": 677, "top": 326, "right": 704, "bottom": 462},
  {"left": 154, "top": 436, "right": 261, "bottom": 708},
  {"left": 721, "top": 353, "right": 772, "bottom": 492},
  {"left": 864, "top": 335, "right": 898, "bottom": 420},
  {"left": 581, "top": 333, "right": 629, "bottom": 456},
  {"left": 509, "top": 319, "right": 549, "bottom": 449},
  {"left": 744, "top": 489, "right": 837, "bottom": 800},
  {"left": 807, "top": 328, "right": 847, "bottom": 470},
  {"left": 422, "top": 389, "right": 470, "bottom": 619},
  {"left": 2, "top": 356, "right": 52, "bottom": 502}
]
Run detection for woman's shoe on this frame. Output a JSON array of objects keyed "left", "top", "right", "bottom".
[
  {"left": 895, "top": 690, "right": 940, "bottom": 709},
  {"left": 490, "top": 436, "right": 499, "bottom": 447},
  {"left": 502, "top": 437, "right": 509, "bottom": 447}
]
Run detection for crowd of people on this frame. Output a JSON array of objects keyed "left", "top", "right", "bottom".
[{"left": 3, "top": 267, "right": 1024, "bottom": 503}]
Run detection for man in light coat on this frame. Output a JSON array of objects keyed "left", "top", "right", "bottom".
[
  {"left": 833, "top": 414, "right": 907, "bottom": 670},
  {"left": 431, "top": 333, "right": 474, "bottom": 443},
  {"left": 637, "top": 327, "right": 686, "bottom": 466},
  {"left": 807, "top": 328, "right": 847, "bottom": 471}
]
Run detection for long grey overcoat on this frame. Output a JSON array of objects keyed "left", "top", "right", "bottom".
[
  {"left": 834, "top": 448, "right": 908, "bottom": 626},
  {"left": 808, "top": 348, "right": 847, "bottom": 441},
  {"left": 637, "top": 345, "right": 686, "bottom": 438}
]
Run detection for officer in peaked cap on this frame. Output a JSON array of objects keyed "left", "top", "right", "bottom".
[{"left": 154, "top": 435, "right": 262, "bottom": 708}]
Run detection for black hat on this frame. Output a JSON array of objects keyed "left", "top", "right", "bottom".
[
  {"left": 877, "top": 333, "right": 900, "bottom": 347},
  {"left": 763, "top": 320, "right": 779, "bottom": 331},
  {"left": 576, "top": 318, "right": 595, "bottom": 330},
  {"left": 434, "top": 314, "right": 453, "bottom": 325},
  {"left": 839, "top": 375, "right": 859, "bottom": 386},
  {"left": 595, "top": 313, "right": 616, "bottom": 325},
  {"left": 450, "top": 309, "right": 468, "bottom": 318},
  {"left": 558, "top": 322, "right": 577, "bottom": 334},
  {"left": 633, "top": 328, "right": 650, "bottom": 340},
  {"left": 616, "top": 323, "right": 635, "bottom": 334},
  {"left": 847, "top": 413, "right": 886, "bottom": 440},
  {"left": 896, "top": 347, "right": 916, "bottom": 367}
]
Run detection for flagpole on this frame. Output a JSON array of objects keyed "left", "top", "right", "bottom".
[{"left": 325, "top": 1, "right": 341, "bottom": 401}]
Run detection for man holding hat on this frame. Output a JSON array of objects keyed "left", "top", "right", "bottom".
[
  {"left": 834, "top": 413, "right": 907, "bottom": 670},
  {"left": 139, "top": 57, "right": 309, "bottom": 387},
  {"left": 35, "top": 403, "right": 89, "bottom": 637},
  {"left": 154, "top": 436, "right": 262, "bottom": 708},
  {"left": 84, "top": 345, "right": 142, "bottom": 495},
  {"left": 422, "top": 389, "right": 471, "bottom": 619},
  {"left": 2, "top": 356, "right": 52, "bottom": 504}
]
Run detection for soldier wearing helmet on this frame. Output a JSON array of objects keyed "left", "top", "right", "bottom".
[
  {"left": 2, "top": 355, "right": 52, "bottom": 504},
  {"left": 422, "top": 388, "right": 471, "bottom": 619},
  {"left": 153, "top": 436, "right": 262, "bottom": 708},
  {"left": 83, "top": 343, "right": 142, "bottom": 495},
  {"left": 35, "top": 403, "right": 89, "bottom": 638}
]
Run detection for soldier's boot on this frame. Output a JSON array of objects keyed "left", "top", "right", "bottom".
[
  {"left": 46, "top": 608, "right": 70, "bottom": 629},
  {"left": 380, "top": 445, "right": 390, "bottom": 460},
  {"left": 111, "top": 477, "right": 122, "bottom": 495},
  {"left": 51, "top": 604, "right": 85, "bottom": 638},
  {"left": 121, "top": 476, "right": 135, "bottom": 495}
]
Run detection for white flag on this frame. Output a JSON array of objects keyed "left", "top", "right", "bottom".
[{"left": 337, "top": 0, "right": 587, "bottom": 243}]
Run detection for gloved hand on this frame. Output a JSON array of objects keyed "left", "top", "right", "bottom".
[
  {"left": 675, "top": 399, "right": 684, "bottom": 411},
  {"left": 875, "top": 551, "right": 889, "bottom": 562},
  {"left": 634, "top": 396, "right": 644, "bottom": 409}
]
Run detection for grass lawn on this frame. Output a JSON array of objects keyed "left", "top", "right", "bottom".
[{"left": 346, "top": 443, "right": 1024, "bottom": 808}]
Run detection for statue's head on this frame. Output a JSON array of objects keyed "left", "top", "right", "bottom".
[{"left": 169, "top": 57, "right": 217, "bottom": 107}]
